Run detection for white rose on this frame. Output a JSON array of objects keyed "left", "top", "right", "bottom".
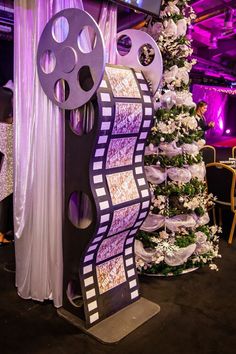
[
  {"left": 176, "top": 91, "right": 196, "bottom": 107},
  {"left": 164, "top": 19, "right": 177, "bottom": 37},
  {"left": 196, "top": 139, "right": 206, "bottom": 148},
  {"left": 177, "top": 67, "right": 189, "bottom": 85},
  {"left": 160, "top": 90, "right": 177, "bottom": 109},
  {"left": 182, "top": 116, "right": 198, "bottom": 130},
  {"left": 177, "top": 19, "right": 187, "bottom": 36},
  {"left": 182, "top": 143, "right": 199, "bottom": 156},
  {"left": 165, "top": 1, "right": 180, "bottom": 16},
  {"left": 163, "top": 65, "right": 179, "bottom": 84}
]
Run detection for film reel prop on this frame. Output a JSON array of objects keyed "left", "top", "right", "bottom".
[
  {"left": 37, "top": 9, "right": 160, "bottom": 340},
  {"left": 37, "top": 8, "right": 105, "bottom": 109},
  {"left": 116, "top": 29, "right": 163, "bottom": 95}
]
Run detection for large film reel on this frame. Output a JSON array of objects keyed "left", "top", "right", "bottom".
[
  {"left": 116, "top": 29, "right": 163, "bottom": 95},
  {"left": 37, "top": 8, "right": 105, "bottom": 110}
]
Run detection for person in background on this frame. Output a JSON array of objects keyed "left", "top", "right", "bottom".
[
  {"left": 196, "top": 100, "right": 215, "bottom": 136},
  {"left": 0, "top": 80, "right": 14, "bottom": 246}
]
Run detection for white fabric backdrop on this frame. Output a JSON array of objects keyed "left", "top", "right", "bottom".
[
  {"left": 14, "top": 0, "right": 117, "bottom": 307},
  {"left": 14, "top": 0, "right": 85, "bottom": 307},
  {"left": 98, "top": 1, "right": 117, "bottom": 65}
]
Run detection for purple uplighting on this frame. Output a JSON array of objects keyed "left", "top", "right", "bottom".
[
  {"left": 219, "top": 119, "right": 223, "bottom": 130},
  {"left": 192, "top": 84, "right": 227, "bottom": 138},
  {"left": 225, "top": 129, "right": 231, "bottom": 134}
]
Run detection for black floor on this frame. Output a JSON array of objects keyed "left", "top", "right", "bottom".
[
  {"left": 1, "top": 232, "right": 236, "bottom": 354},
  {"left": 1, "top": 147, "right": 236, "bottom": 354}
]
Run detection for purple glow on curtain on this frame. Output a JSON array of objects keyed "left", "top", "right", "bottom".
[
  {"left": 192, "top": 84, "right": 228, "bottom": 138},
  {"left": 14, "top": 0, "right": 87, "bottom": 308}
]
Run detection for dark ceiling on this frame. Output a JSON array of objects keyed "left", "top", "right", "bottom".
[
  {"left": 116, "top": 0, "right": 236, "bottom": 85},
  {"left": 1, "top": 0, "right": 236, "bottom": 86}
]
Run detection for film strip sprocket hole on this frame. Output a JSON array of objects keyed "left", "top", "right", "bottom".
[{"left": 80, "top": 64, "right": 153, "bottom": 326}]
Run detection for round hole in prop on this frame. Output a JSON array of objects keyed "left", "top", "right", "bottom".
[
  {"left": 68, "top": 191, "right": 93, "bottom": 229},
  {"left": 52, "top": 16, "right": 69, "bottom": 43},
  {"left": 70, "top": 101, "right": 95, "bottom": 136},
  {"left": 77, "top": 26, "right": 97, "bottom": 53},
  {"left": 78, "top": 65, "right": 94, "bottom": 92},
  {"left": 54, "top": 79, "right": 70, "bottom": 103},
  {"left": 138, "top": 43, "right": 155, "bottom": 66},
  {"left": 40, "top": 50, "right": 56, "bottom": 74},
  {"left": 66, "top": 280, "right": 83, "bottom": 308},
  {"left": 117, "top": 34, "right": 132, "bottom": 56}
]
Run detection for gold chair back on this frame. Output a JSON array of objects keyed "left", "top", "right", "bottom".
[
  {"left": 200, "top": 145, "right": 216, "bottom": 164},
  {"left": 206, "top": 162, "right": 236, "bottom": 244},
  {"left": 232, "top": 146, "right": 236, "bottom": 159}
]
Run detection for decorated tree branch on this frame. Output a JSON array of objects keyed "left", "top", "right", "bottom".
[{"left": 135, "top": 0, "right": 221, "bottom": 275}]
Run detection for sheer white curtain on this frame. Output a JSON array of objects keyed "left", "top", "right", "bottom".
[
  {"left": 98, "top": 1, "right": 117, "bottom": 64},
  {"left": 14, "top": 0, "right": 118, "bottom": 307},
  {"left": 14, "top": 0, "right": 85, "bottom": 307}
]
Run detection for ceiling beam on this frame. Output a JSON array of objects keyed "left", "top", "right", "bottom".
[
  {"left": 192, "top": 54, "right": 236, "bottom": 77},
  {"left": 191, "top": 0, "right": 236, "bottom": 8},
  {"left": 211, "top": 38, "right": 236, "bottom": 58},
  {"left": 191, "top": 25, "right": 211, "bottom": 46},
  {"left": 194, "top": 7, "right": 224, "bottom": 24}
]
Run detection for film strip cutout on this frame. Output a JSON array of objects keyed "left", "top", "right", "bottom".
[{"left": 80, "top": 65, "right": 153, "bottom": 326}]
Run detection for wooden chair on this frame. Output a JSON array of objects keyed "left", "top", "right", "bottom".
[
  {"left": 200, "top": 145, "right": 216, "bottom": 165},
  {"left": 232, "top": 146, "right": 236, "bottom": 159},
  {"left": 206, "top": 162, "right": 236, "bottom": 244}
]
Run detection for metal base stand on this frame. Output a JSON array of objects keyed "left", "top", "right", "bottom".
[{"left": 57, "top": 297, "right": 160, "bottom": 344}]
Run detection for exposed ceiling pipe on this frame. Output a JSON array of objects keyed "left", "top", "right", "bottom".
[
  {"left": 133, "top": 20, "right": 146, "bottom": 30},
  {"left": 193, "top": 55, "right": 236, "bottom": 77},
  {"left": 194, "top": 8, "right": 224, "bottom": 24}
]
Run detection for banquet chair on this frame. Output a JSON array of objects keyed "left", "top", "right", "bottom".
[
  {"left": 200, "top": 145, "right": 216, "bottom": 164},
  {"left": 232, "top": 146, "right": 236, "bottom": 159},
  {"left": 205, "top": 162, "right": 236, "bottom": 244}
]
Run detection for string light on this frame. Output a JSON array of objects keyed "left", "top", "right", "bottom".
[{"left": 196, "top": 86, "right": 236, "bottom": 95}]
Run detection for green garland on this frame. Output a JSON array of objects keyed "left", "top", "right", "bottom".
[
  {"left": 135, "top": 0, "right": 220, "bottom": 275},
  {"left": 145, "top": 152, "right": 203, "bottom": 167},
  {"left": 153, "top": 178, "right": 206, "bottom": 197},
  {"left": 155, "top": 106, "right": 196, "bottom": 120},
  {"left": 146, "top": 105, "right": 203, "bottom": 145},
  {"left": 138, "top": 259, "right": 202, "bottom": 276}
]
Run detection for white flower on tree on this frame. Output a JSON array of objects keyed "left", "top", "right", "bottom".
[
  {"left": 135, "top": 0, "right": 220, "bottom": 275},
  {"left": 163, "top": 19, "right": 178, "bottom": 37},
  {"left": 177, "top": 19, "right": 187, "bottom": 37},
  {"left": 161, "top": 1, "right": 180, "bottom": 17}
]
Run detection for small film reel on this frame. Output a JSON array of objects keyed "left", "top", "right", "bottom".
[
  {"left": 37, "top": 8, "right": 105, "bottom": 110},
  {"left": 116, "top": 29, "right": 163, "bottom": 95}
]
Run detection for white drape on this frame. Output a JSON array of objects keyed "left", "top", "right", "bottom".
[
  {"left": 14, "top": 0, "right": 85, "bottom": 307},
  {"left": 14, "top": 0, "right": 118, "bottom": 307},
  {"left": 98, "top": 1, "right": 117, "bottom": 64}
]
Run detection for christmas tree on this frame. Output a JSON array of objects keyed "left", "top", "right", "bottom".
[{"left": 135, "top": 0, "right": 221, "bottom": 275}]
